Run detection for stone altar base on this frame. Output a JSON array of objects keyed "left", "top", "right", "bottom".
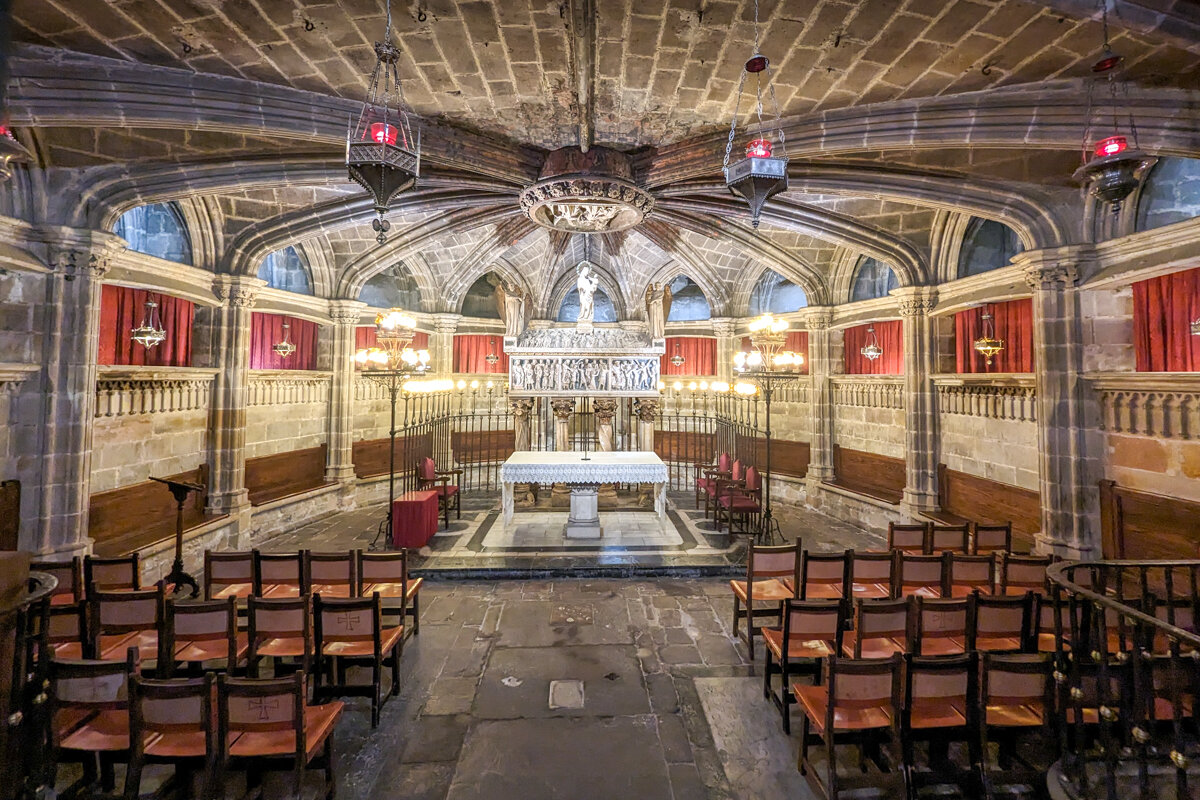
[{"left": 564, "top": 485, "right": 602, "bottom": 539}]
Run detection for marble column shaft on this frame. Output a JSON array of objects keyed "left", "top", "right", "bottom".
[
  {"left": 804, "top": 308, "right": 836, "bottom": 483},
  {"left": 326, "top": 301, "right": 364, "bottom": 483},
  {"left": 896, "top": 289, "right": 940, "bottom": 514},
  {"left": 593, "top": 398, "right": 618, "bottom": 451},
  {"left": 551, "top": 398, "right": 575, "bottom": 451}
]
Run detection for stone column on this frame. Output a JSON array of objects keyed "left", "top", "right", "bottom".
[
  {"left": 511, "top": 397, "right": 536, "bottom": 507},
  {"left": 431, "top": 313, "right": 461, "bottom": 374},
  {"left": 804, "top": 308, "right": 836, "bottom": 485},
  {"left": 35, "top": 239, "right": 121, "bottom": 557},
  {"left": 593, "top": 398, "right": 619, "bottom": 505},
  {"left": 326, "top": 301, "right": 365, "bottom": 486},
  {"left": 206, "top": 276, "right": 264, "bottom": 516},
  {"left": 1022, "top": 257, "right": 1101, "bottom": 559},
  {"left": 633, "top": 397, "right": 659, "bottom": 508},
  {"left": 710, "top": 317, "right": 739, "bottom": 383},
  {"left": 896, "top": 288, "right": 940, "bottom": 516},
  {"left": 550, "top": 398, "right": 575, "bottom": 507}
]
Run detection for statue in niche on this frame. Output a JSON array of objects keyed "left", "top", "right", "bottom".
[
  {"left": 575, "top": 262, "right": 600, "bottom": 332},
  {"left": 644, "top": 283, "right": 672, "bottom": 340},
  {"left": 496, "top": 280, "right": 528, "bottom": 338}
]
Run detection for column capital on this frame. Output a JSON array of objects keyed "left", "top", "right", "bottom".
[
  {"left": 1023, "top": 262, "right": 1079, "bottom": 291},
  {"left": 432, "top": 312, "right": 462, "bottom": 335},
  {"left": 550, "top": 397, "right": 575, "bottom": 419},
  {"left": 803, "top": 306, "right": 835, "bottom": 330},
  {"left": 709, "top": 316, "right": 737, "bottom": 338},
  {"left": 510, "top": 397, "right": 535, "bottom": 416},
  {"left": 41, "top": 227, "right": 126, "bottom": 281},
  {"left": 892, "top": 287, "right": 938, "bottom": 317},
  {"left": 328, "top": 299, "right": 367, "bottom": 327},
  {"left": 212, "top": 275, "right": 265, "bottom": 308},
  {"left": 592, "top": 398, "right": 619, "bottom": 421},
  {"left": 633, "top": 397, "right": 660, "bottom": 421}
]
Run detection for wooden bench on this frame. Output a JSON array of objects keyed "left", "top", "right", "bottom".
[
  {"left": 245, "top": 444, "right": 332, "bottom": 506},
  {"left": 934, "top": 464, "right": 1040, "bottom": 553},
  {"left": 88, "top": 465, "right": 226, "bottom": 558},
  {"left": 825, "top": 445, "right": 905, "bottom": 505},
  {"left": 352, "top": 435, "right": 433, "bottom": 480},
  {"left": 1100, "top": 479, "right": 1200, "bottom": 560}
]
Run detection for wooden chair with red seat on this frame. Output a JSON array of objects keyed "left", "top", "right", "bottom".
[
  {"left": 357, "top": 550, "right": 419, "bottom": 637},
  {"left": 216, "top": 673, "right": 342, "bottom": 800},
  {"left": 49, "top": 648, "right": 139, "bottom": 798},
  {"left": 694, "top": 451, "right": 732, "bottom": 514},
  {"left": 763, "top": 599, "right": 847, "bottom": 734},
  {"left": 848, "top": 551, "right": 895, "bottom": 600},
  {"left": 968, "top": 591, "right": 1033, "bottom": 654},
  {"left": 842, "top": 597, "right": 911, "bottom": 659},
  {"left": 247, "top": 596, "right": 312, "bottom": 680},
  {"left": 972, "top": 523, "right": 1013, "bottom": 555},
  {"left": 715, "top": 465, "right": 763, "bottom": 538},
  {"left": 312, "top": 594, "right": 404, "bottom": 728},
  {"left": 253, "top": 550, "right": 307, "bottom": 599},
  {"left": 123, "top": 673, "right": 217, "bottom": 800},
  {"left": 795, "top": 653, "right": 905, "bottom": 800},
  {"left": 799, "top": 550, "right": 850, "bottom": 601},
  {"left": 712, "top": 458, "right": 746, "bottom": 521},
  {"left": 84, "top": 554, "right": 140, "bottom": 594},
  {"left": 910, "top": 596, "right": 969, "bottom": 657},
  {"left": 896, "top": 552, "right": 946, "bottom": 599},
  {"left": 305, "top": 552, "right": 357, "bottom": 599},
  {"left": 47, "top": 601, "right": 89, "bottom": 660},
  {"left": 887, "top": 522, "right": 928, "bottom": 555},
  {"left": 416, "top": 455, "right": 462, "bottom": 529},
  {"left": 928, "top": 523, "right": 970, "bottom": 554},
  {"left": 1000, "top": 553, "right": 1052, "bottom": 596},
  {"left": 204, "top": 550, "right": 255, "bottom": 602},
  {"left": 159, "top": 596, "right": 246, "bottom": 678},
  {"left": 730, "top": 542, "right": 801, "bottom": 660},
  {"left": 1032, "top": 590, "right": 1076, "bottom": 655},
  {"left": 88, "top": 586, "right": 164, "bottom": 666},
  {"left": 977, "top": 653, "right": 1056, "bottom": 795},
  {"left": 901, "top": 653, "right": 980, "bottom": 799},
  {"left": 947, "top": 552, "right": 997, "bottom": 597},
  {"left": 33, "top": 557, "right": 84, "bottom": 606}
]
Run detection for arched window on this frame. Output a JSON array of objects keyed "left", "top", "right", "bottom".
[
  {"left": 113, "top": 202, "right": 192, "bottom": 265},
  {"left": 1136, "top": 157, "right": 1200, "bottom": 233},
  {"left": 666, "top": 275, "right": 711, "bottom": 321},
  {"left": 461, "top": 273, "right": 503, "bottom": 319},
  {"left": 748, "top": 269, "right": 808, "bottom": 315},
  {"left": 558, "top": 287, "right": 617, "bottom": 322},
  {"left": 850, "top": 257, "right": 898, "bottom": 302},
  {"left": 957, "top": 218, "right": 1023, "bottom": 278},
  {"left": 257, "top": 245, "right": 312, "bottom": 295},
  {"left": 359, "top": 262, "right": 422, "bottom": 309}
]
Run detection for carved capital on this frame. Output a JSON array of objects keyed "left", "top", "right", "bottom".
[
  {"left": 52, "top": 248, "right": 111, "bottom": 281},
  {"left": 550, "top": 398, "right": 575, "bottom": 419},
  {"left": 213, "top": 277, "right": 262, "bottom": 309},
  {"left": 328, "top": 300, "right": 366, "bottom": 327},
  {"left": 709, "top": 316, "right": 737, "bottom": 338},
  {"left": 804, "top": 307, "right": 835, "bottom": 330},
  {"left": 894, "top": 289, "right": 938, "bottom": 318},
  {"left": 633, "top": 397, "right": 659, "bottom": 421},
  {"left": 510, "top": 397, "right": 535, "bottom": 417},
  {"left": 432, "top": 313, "right": 462, "bottom": 335},
  {"left": 1023, "top": 263, "right": 1079, "bottom": 291},
  {"left": 592, "top": 398, "right": 619, "bottom": 421}
]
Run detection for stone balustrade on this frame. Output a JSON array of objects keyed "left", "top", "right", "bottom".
[
  {"left": 933, "top": 374, "right": 1038, "bottom": 422},
  {"left": 1091, "top": 372, "right": 1200, "bottom": 440},
  {"left": 831, "top": 376, "right": 905, "bottom": 409},
  {"left": 94, "top": 366, "right": 218, "bottom": 417},
  {"left": 245, "top": 370, "right": 332, "bottom": 407}
]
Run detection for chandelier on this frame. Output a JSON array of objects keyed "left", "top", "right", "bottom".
[
  {"left": 346, "top": 0, "right": 419, "bottom": 244},
  {"left": 373, "top": 309, "right": 417, "bottom": 359},
  {"left": 973, "top": 310, "right": 1005, "bottom": 366},
  {"left": 722, "top": 0, "right": 787, "bottom": 229},
  {"left": 733, "top": 314, "right": 803, "bottom": 373},
  {"left": 1192, "top": 318, "right": 1200, "bottom": 336},
  {"left": 485, "top": 337, "right": 500, "bottom": 366},
  {"left": 670, "top": 342, "right": 685, "bottom": 368},
  {"left": 272, "top": 321, "right": 296, "bottom": 359},
  {"left": 353, "top": 345, "right": 430, "bottom": 373},
  {"left": 130, "top": 298, "right": 166, "bottom": 349},
  {"left": 0, "top": 125, "right": 32, "bottom": 184},
  {"left": 860, "top": 325, "right": 883, "bottom": 362}
]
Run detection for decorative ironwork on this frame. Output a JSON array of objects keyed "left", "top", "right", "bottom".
[
  {"left": 972, "top": 310, "right": 1004, "bottom": 366},
  {"left": 669, "top": 342, "right": 685, "bottom": 368},
  {"left": 130, "top": 298, "right": 166, "bottom": 349}
]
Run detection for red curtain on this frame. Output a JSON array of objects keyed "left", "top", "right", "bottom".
[
  {"left": 843, "top": 320, "right": 903, "bottom": 375},
  {"left": 355, "top": 326, "right": 429, "bottom": 352},
  {"left": 1133, "top": 267, "right": 1200, "bottom": 372},
  {"left": 97, "top": 284, "right": 193, "bottom": 367},
  {"left": 953, "top": 298, "right": 1034, "bottom": 373},
  {"left": 737, "top": 331, "right": 809, "bottom": 374},
  {"left": 453, "top": 334, "right": 508, "bottom": 373},
  {"left": 661, "top": 336, "right": 717, "bottom": 376},
  {"left": 249, "top": 312, "right": 319, "bottom": 370}
]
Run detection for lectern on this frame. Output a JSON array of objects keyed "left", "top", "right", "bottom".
[{"left": 150, "top": 476, "right": 203, "bottom": 598}]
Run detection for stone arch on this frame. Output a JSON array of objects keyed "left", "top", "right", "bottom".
[
  {"left": 112, "top": 201, "right": 193, "bottom": 265},
  {"left": 545, "top": 261, "right": 627, "bottom": 323},
  {"left": 257, "top": 244, "right": 313, "bottom": 295},
  {"left": 957, "top": 217, "right": 1025, "bottom": 279},
  {"left": 746, "top": 268, "right": 809, "bottom": 316},
  {"left": 849, "top": 256, "right": 900, "bottom": 302},
  {"left": 1136, "top": 157, "right": 1200, "bottom": 233}
]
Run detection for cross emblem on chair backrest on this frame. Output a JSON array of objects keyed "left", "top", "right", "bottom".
[
  {"left": 336, "top": 612, "right": 362, "bottom": 631},
  {"left": 247, "top": 697, "right": 280, "bottom": 721}
]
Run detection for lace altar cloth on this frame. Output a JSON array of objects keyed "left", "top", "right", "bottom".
[{"left": 499, "top": 451, "right": 668, "bottom": 485}]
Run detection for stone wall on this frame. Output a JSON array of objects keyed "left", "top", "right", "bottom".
[
  {"left": 935, "top": 380, "right": 1039, "bottom": 490},
  {"left": 1080, "top": 286, "right": 1136, "bottom": 373},
  {"left": 353, "top": 377, "right": 392, "bottom": 442},
  {"left": 244, "top": 371, "right": 331, "bottom": 459},
  {"left": 831, "top": 378, "right": 905, "bottom": 459},
  {"left": 91, "top": 407, "right": 210, "bottom": 492},
  {"left": 0, "top": 270, "right": 49, "bottom": 537}
]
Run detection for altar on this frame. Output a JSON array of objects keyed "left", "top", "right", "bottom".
[{"left": 499, "top": 451, "right": 669, "bottom": 538}]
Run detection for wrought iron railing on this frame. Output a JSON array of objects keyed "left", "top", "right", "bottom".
[
  {"left": 654, "top": 390, "right": 765, "bottom": 491},
  {"left": 1046, "top": 560, "right": 1200, "bottom": 800}
]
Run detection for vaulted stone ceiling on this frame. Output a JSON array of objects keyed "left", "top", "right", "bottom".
[{"left": 8, "top": 0, "right": 1200, "bottom": 316}]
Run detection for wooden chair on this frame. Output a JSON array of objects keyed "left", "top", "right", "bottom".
[
  {"left": 124, "top": 674, "right": 217, "bottom": 800},
  {"left": 49, "top": 648, "right": 138, "bottom": 797},
  {"left": 910, "top": 597, "right": 968, "bottom": 657},
  {"left": 204, "top": 550, "right": 255, "bottom": 602},
  {"left": 216, "top": 673, "right": 342, "bottom": 800},
  {"left": 88, "top": 586, "right": 164, "bottom": 664},
  {"left": 928, "top": 523, "right": 970, "bottom": 554},
  {"left": 972, "top": 522, "right": 1013, "bottom": 555},
  {"left": 47, "top": 601, "right": 89, "bottom": 660},
  {"left": 254, "top": 550, "right": 307, "bottom": 599},
  {"left": 795, "top": 654, "right": 905, "bottom": 800},
  {"left": 694, "top": 451, "right": 732, "bottom": 514},
  {"left": 357, "top": 550, "right": 419, "bottom": 636},
  {"left": 763, "top": 599, "right": 846, "bottom": 734},
  {"left": 715, "top": 465, "right": 762, "bottom": 538},
  {"left": 1032, "top": 591, "right": 1075, "bottom": 655},
  {"left": 730, "top": 542, "right": 801, "bottom": 660},
  {"left": 887, "top": 522, "right": 928, "bottom": 555},
  {"left": 160, "top": 596, "right": 246, "bottom": 677},
  {"left": 901, "top": 653, "right": 979, "bottom": 800},
  {"left": 1000, "top": 553, "right": 1052, "bottom": 596},
  {"left": 305, "top": 551, "right": 356, "bottom": 599},
  {"left": 313, "top": 594, "right": 404, "bottom": 727},
  {"left": 848, "top": 551, "right": 895, "bottom": 600},
  {"left": 33, "top": 557, "right": 84, "bottom": 606},
  {"left": 842, "top": 597, "right": 911, "bottom": 659},
  {"left": 84, "top": 554, "right": 140, "bottom": 593},
  {"left": 968, "top": 591, "right": 1032, "bottom": 654},
  {"left": 946, "top": 552, "right": 996, "bottom": 597},
  {"left": 416, "top": 456, "right": 462, "bottom": 528},
  {"left": 977, "top": 653, "right": 1055, "bottom": 795},
  {"left": 896, "top": 553, "right": 945, "bottom": 598},
  {"left": 799, "top": 550, "right": 849, "bottom": 601},
  {"left": 247, "top": 596, "right": 313, "bottom": 679}
]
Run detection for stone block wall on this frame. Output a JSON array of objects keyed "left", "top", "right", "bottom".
[
  {"left": 1081, "top": 286, "right": 1136, "bottom": 373},
  {"left": 0, "top": 270, "right": 49, "bottom": 537},
  {"left": 1104, "top": 433, "right": 1200, "bottom": 502},
  {"left": 353, "top": 378, "right": 392, "bottom": 442},
  {"left": 91, "top": 407, "right": 209, "bottom": 492},
  {"left": 244, "top": 372, "right": 331, "bottom": 459},
  {"left": 831, "top": 379, "right": 905, "bottom": 459},
  {"left": 939, "top": 412, "right": 1039, "bottom": 490}
]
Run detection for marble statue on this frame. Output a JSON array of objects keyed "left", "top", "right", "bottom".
[
  {"left": 576, "top": 263, "right": 600, "bottom": 330},
  {"left": 644, "top": 282, "right": 671, "bottom": 340},
  {"left": 497, "top": 281, "right": 527, "bottom": 338}
]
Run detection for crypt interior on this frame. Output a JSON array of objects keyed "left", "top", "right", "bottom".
[{"left": 1, "top": 0, "right": 1200, "bottom": 798}]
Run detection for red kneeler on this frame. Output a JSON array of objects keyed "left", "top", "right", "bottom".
[{"left": 416, "top": 457, "right": 462, "bottom": 529}]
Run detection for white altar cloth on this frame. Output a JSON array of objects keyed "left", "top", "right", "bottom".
[{"left": 499, "top": 451, "right": 669, "bottom": 528}]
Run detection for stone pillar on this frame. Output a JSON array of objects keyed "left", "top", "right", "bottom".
[
  {"left": 804, "top": 308, "right": 836, "bottom": 484},
  {"left": 1023, "top": 257, "right": 1101, "bottom": 559},
  {"left": 511, "top": 397, "right": 536, "bottom": 507},
  {"left": 896, "top": 288, "right": 940, "bottom": 516},
  {"left": 710, "top": 317, "right": 739, "bottom": 383},
  {"left": 550, "top": 398, "right": 575, "bottom": 507},
  {"left": 206, "top": 276, "right": 264, "bottom": 516},
  {"left": 35, "top": 239, "right": 121, "bottom": 557},
  {"left": 326, "top": 301, "right": 365, "bottom": 486},
  {"left": 431, "top": 313, "right": 461, "bottom": 375},
  {"left": 633, "top": 397, "right": 659, "bottom": 508},
  {"left": 593, "top": 398, "right": 619, "bottom": 505}
]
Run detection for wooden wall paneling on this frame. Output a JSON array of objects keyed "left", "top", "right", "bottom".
[
  {"left": 245, "top": 444, "right": 331, "bottom": 506},
  {"left": 88, "top": 465, "right": 219, "bottom": 558},
  {"left": 452, "top": 429, "right": 515, "bottom": 464},
  {"left": 1099, "top": 480, "right": 1200, "bottom": 560},
  {"left": 352, "top": 434, "right": 432, "bottom": 479},
  {"left": 829, "top": 445, "right": 905, "bottom": 504},
  {"left": 0, "top": 481, "right": 19, "bottom": 551},
  {"left": 936, "top": 464, "right": 1041, "bottom": 553}
]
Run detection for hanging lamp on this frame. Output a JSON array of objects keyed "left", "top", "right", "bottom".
[
  {"left": 130, "top": 297, "right": 167, "bottom": 349},
  {"left": 722, "top": 0, "right": 788, "bottom": 229},
  {"left": 860, "top": 325, "right": 882, "bottom": 362},
  {"left": 347, "top": 0, "right": 420, "bottom": 244},
  {"left": 272, "top": 321, "right": 297, "bottom": 359},
  {"left": 485, "top": 337, "right": 500, "bottom": 366},
  {"left": 1191, "top": 318, "right": 1200, "bottom": 337},
  {"left": 973, "top": 309, "right": 1005, "bottom": 366},
  {"left": 670, "top": 341, "right": 685, "bottom": 368}
]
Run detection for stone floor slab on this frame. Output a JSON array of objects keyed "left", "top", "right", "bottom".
[{"left": 475, "top": 644, "right": 649, "bottom": 719}]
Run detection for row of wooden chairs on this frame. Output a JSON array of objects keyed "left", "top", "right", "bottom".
[
  {"left": 887, "top": 520, "right": 1015, "bottom": 555},
  {"left": 34, "top": 552, "right": 150, "bottom": 606}
]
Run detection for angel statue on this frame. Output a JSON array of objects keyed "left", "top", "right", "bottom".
[
  {"left": 576, "top": 262, "right": 600, "bottom": 332},
  {"left": 644, "top": 282, "right": 672, "bottom": 340}
]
